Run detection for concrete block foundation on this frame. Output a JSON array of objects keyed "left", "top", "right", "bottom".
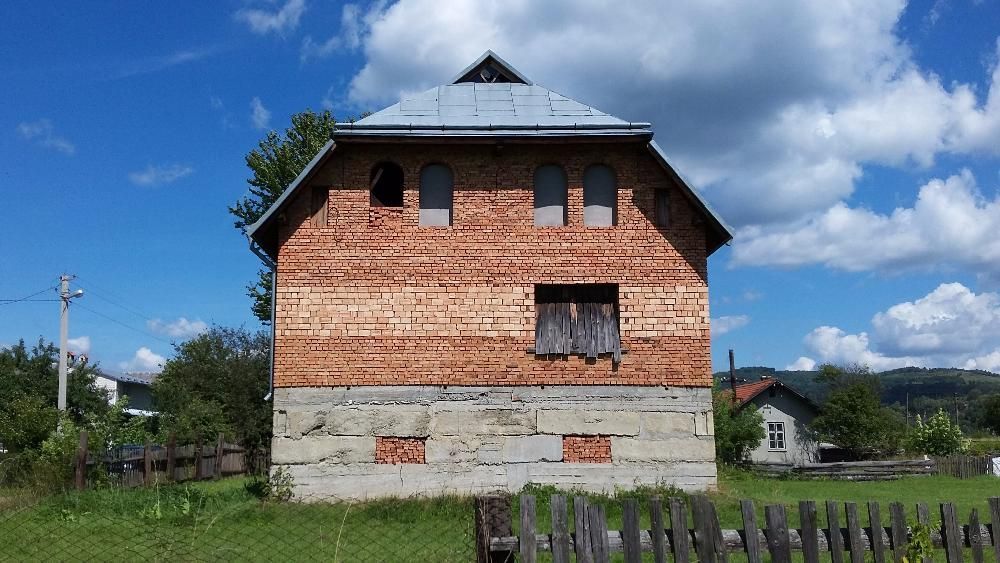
[{"left": 272, "top": 385, "right": 716, "bottom": 500}]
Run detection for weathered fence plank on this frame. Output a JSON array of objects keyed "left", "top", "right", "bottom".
[
  {"left": 742, "top": 499, "right": 763, "bottom": 563},
  {"left": 941, "top": 502, "right": 964, "bottom": 563},
  {"left": 588, "top": 504, "right": 610, "bottom": 563},
  {"left": 969, "top": 508, "right": 984, "bottom": 563},
  {"left": 869, "top": 501, "right": 886, "bottom": 563},
  {"left": 989, "top": 497, "right": 1000, "bottom": 563},
  {"left": 213, "top": 432, "right": 224, "bottom": 480},
  {"left": 670, "top": 497, "right": 691, "bottom": 563},
  {"left": 846, "top": 503, "right": 865, "bottom": 563},
  {"left": 575, "top": 496, "right": 593, "bottom": 563},
  {"left": 800, "top": 500, "right": 820, "bottom": 563},
  {"left": 622, "top": 499, "right": 641, "bottom": 563},
  {"left": 476, "top": 496, "right": 512, "bottom": 563},
  {"left": 827, "top": 500, "right": 845, "bottom": 563},
  {"left": 692, "top": 495, "right": 717, "bottom": 563},
  {"left": 765, "top": 504, "right": 792, "bottom": 563},
  {"left": 550, "top": 495, "right": 571, "bottom": 563},
  {"left": 889, "top": 502, "right": 907, "bottom": 563},
  {"left": 165, "top": 433, "right": 176, "bottom": 482},
  {"left": 520, "top": 495, "right": 537, "bottom": 563},
  {"left": 917, "top": 503, "right": 932, "bottom": 563},
  {"left": 650, "top": 498, "right": 667, "bottom": 563}
]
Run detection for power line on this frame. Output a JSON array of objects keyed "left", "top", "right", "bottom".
[
  {"left": 74, "top": 276, "right": 157, "bottom": 322},
  {"left": 73, "top": 301, "right": 174, "bottom": 345},
  {"left": 0, "top": 285, "right": 59, "bottom": 305}
]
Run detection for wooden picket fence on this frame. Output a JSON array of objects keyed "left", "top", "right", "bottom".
[
  {"left": 74, "top": 431, "right": 265, "bottom": 490},
  {"left": 934, "top": 455, "right": 997, "bottom": 479},
  {"left": 476, "top": 494, "right": 1000, "bottom": 563}
]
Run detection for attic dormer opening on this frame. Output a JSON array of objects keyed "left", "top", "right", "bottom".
[
  {"left": 451, "top": 51, "right": 532, "bottom": 85},
  {"left": 370, "top": 162, "right": 404, "bottom": 208}
]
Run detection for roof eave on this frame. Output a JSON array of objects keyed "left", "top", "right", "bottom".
[
  {"left": 646, "top": 141, "right": 733, "bottom": 255},
  {"left": 246, "top": 139, "right": 337, "bottom": 259}
]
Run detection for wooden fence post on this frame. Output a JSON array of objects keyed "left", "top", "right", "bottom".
[
  {"left": 622, "top": 498, "right": 642, "bottom": 563},
  {"left": 669, "top": 497, "right": 691, "bottom": 563},
  {"left": 799, "top": 500, "right": 820, "bottom": 563},
  {"left": 143, "top": 438, "right": 152, "bottom": 487},
  {"left": 869, "top": 501, "right": 886, "bottom": 563},
  {"left": 520, "top": 495, "right": 537, "bottom": 563},
  {"left": 650, "top": 498, "right": 667, "bottom": 563},
  {"left": 194, "top": 440, "right": 203, "bottom": 480},
  {"left": 916, "top": 503, "right": 932, "bottom": 563},
  {"left": 827, "top": 500, "right": 845, "bottom": 563},
  {"left": 889, "top": 502, "right": 907, "bottom": 563},
  {"left": 550, "top": 495, "right": 571, "bottom": 563},
  {"left": 845, "top": 502, "right": 865, "bottom": 563},
  {"left": 474, "top": 495, "right": 513, "bottom": 563},
  {"left": 765, "top": 504, "right": 792, "bottom": 563},
  {"left": 575, "top": 496, "right": 594, "bottom": 563},
  {"left": 165, "top": 432, "right": 176, "bottom": 483},
  {"left": 587, "top": 504, "right": 610, "bottom": 563},
  {"left": 742, "top": 500, "right": 763, "bottom": 563},
  {"left": 74, "top": 430, "right": 88, "bottom": 491},
  {"left": 988, "top": 497, "right": 1000, "bottom": 563},
  {"left": 691, "top": 495, "right": 718, "bottom": 563},
  {"left": 214, "top": 432, "right": 224, "bottom": 479},
  {"left": 969, "top": 508, "right": 984, "bottom": 563},
  {"left": 940, "top": 502, "right": 964, "bottom": 563}
]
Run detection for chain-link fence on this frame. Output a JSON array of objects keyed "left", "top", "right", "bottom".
[{"left": 0, "top": 478, "right": 477, "bottom": 562}]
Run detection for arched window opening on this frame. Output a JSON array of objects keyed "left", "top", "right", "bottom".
[
  {"left": 370, "top": 162, "right": 404, "bottom": 207},
  {"left": 419, "top": 164, "right": 453, "bottom": 227},
  {"left": 583, "top": 165, "right": 617, "bottom": 226},
  {"left": 533, "top": 165, "right": 568, "bottom": 227}
]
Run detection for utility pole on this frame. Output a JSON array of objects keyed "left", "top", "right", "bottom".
[{"left": 57, "top": 274, "right": 83, "bottom": 415}]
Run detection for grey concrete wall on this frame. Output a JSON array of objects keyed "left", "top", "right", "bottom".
[
  {"left": 272, "top": 385, "right": 716, "bottom": 500},
  {"left": 747, "top": 391, "right": 819, "bottom": 465}
]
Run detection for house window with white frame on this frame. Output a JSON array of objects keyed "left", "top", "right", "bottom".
[{"left": 767, "top": 422, "right": 786, "bottom": 451}]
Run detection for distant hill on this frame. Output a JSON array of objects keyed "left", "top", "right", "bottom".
[{"left": 713, "top": 366, "right": 1000, "bottom": 430}]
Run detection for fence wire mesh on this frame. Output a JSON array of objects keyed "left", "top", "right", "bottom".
[{"left": 0, "top": 478, "right": 476, "bottom": 562}]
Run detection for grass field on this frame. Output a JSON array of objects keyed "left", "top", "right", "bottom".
[{"left": 1, "top": 470, "right": 998, "bottom": 562}]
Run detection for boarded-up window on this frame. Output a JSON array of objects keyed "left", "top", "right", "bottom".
[
  {"left": 534, "top": 284, "right": 621, "bottom": 362},
  {"left": 533, "top": 165, "right": 567, "bottom": 226},
  {"left": 371, "top": 162, "right": 404, "bottom": 207},
  {"left": 419, "top": 164, "right": 453, "bottom": 226},
  {"left": 655, "top": 189, "right": 670, "bottom": 228},
  {"left": 583, "top": 165, "right": 617, "bottom": 226},
  {"left": 310, "top": 186, "right": 328, "bottom": 227}
]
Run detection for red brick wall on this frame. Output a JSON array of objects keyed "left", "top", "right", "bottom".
[
  {"left": 375, "top": 437, "right": 426, "bottom": 464},
  {"left": 562, "top": 436, "right": 612, "bottom": 463},
  {"left": 273, "top": 140, "right": 712, "bottom": 388}
]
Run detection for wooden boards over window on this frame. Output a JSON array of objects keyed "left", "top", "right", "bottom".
[{"left": 535, "top": 284, "right": 621, "bottom": 362}]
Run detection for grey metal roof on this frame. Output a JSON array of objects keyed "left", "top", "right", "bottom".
[
  {"left": 337, "top": 51, "right": 650, "bottom": 138},
  {"left": 100, "top": 371, "right": 157, "bottom": 385}
]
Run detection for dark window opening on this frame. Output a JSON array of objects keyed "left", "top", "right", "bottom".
[
  {"left": 583, "top": 164, "right": 617, "bottom": 226},
  {"left": 534, "top": 284, "right": 621, "bottom": 362},
  {"left": 655, "top": 189, "right": 670, "bottom": 229},
  {"left": 534, "top": 165, "right": 568, "bottom": 227},
  {"left": 370, "top": 162, "right": 404, "bottom": 207},
  {"left": 310, "top": 186, "right": 328, "bottom": 228},
  {"left": 419, "top": 164, "right": 454, "bottom": 226}
]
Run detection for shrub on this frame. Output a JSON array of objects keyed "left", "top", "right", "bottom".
[
  {"left": 713, "top": 386, "right": 766, "bottom": 464},
  {"left": 907, "top": 409, "right": 968, "bottom": 456}
]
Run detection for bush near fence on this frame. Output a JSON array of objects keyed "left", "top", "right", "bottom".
[{"left": 484, "top": 494, "right": 1000, "bottom": 563}]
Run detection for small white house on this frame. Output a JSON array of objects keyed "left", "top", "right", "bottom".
[
  {"left": 94, "top": 371, "right": 158, "bottom": 416},
  {"left": 732, "top": 378, "right": 820, "bottom": 465}
]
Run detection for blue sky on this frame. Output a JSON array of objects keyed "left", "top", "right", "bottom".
[{"left": 2, "top": 1, "right": 1000, "bottom": 374}]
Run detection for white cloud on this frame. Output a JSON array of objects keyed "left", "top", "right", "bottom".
[
  {"left": 117, "top": 47, "right": 218, "bottom": 78},
  {"left": 235, "top": 0, "right": 306, "bottom": 36},
  {"left": 791, "top": 283, "right": 1000, "bottom": 372},
  {"left": 732, "top": 170, "right": 1000, "bottom": 276},
  {"left": 337, "top": 1, "right": 1000, "bottom": 231},
  {"left": 119, "top": 347, "right": 166, "bottom": 373},
  {"left": 128, "top": 164, "right": 194, "bottom": 186},
  {"left": 17, "top": 119, "right": 75, "bottom": 155},
  {"left": 67, "top": 336, "right": 91, "bottom": 355},
  {"left": 712, "top": 315, "right": 750, "bottom": 336},
  {"left": 250, "top": 97, "right": 272, "bottom": 130},
  {"left": 147, "top": 317, "right": 208, "bottom": 339},
  {"left": 300, "top": 2, "right": 385, "bottom": 62},
  {"left": 785, "top": 357, "right": 817, "bottom": 371}
]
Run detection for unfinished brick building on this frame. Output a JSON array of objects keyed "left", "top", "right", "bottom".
[{"left": 247, "top": 51, "right": 732, "bottom": 499}]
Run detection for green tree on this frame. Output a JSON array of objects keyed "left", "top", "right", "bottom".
[
  {"left": 152, "top": 326, "right": 271, "bottom": 450},
  {"left": 0, "top": 339, "right": 110, "bottom": 452},
  {"left": 229, "top": 110, "right": 337, "bottom": 322},
  {"left": 975, "top": 393, "right": 1000, "bottom": 435},
  {"left": 810, "top": 364, "right": 904, "bottom": 459},
  {"left": 907, "top": 409, "right": 967, "bottom": 455},
  {"left": 713, "top": 385, "right": 766, "bottom": 464}
]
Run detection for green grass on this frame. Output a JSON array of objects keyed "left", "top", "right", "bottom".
[{"left": 1, "top": 471, "right": 998, "bottom": 562}]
